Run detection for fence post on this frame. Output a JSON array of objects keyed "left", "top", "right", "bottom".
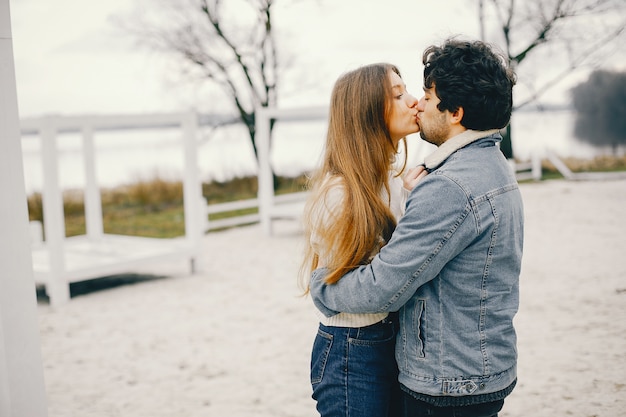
[
  {"left": 40, "top": 116, "right": 69, "bottom": 304},
  {"left": 531, "top": 152, "right": 542, "bottom": 181},
  {"left": 256, "top": 107, "right": 274, "bottom": 236},
  {"left": 0, "top": 0, "right": 49, "bottom": 413},
  {"left": 82, "top": 122, "right": 103, "bottom": 239},
  {"left": 182, "top": 111, "right": 202, "bottom": 272}
]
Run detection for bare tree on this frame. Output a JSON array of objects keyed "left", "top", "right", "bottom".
[
  {"left": 121, "top": 0, "right": 280, "bottom": 160},
  {"left": 476, "top": 0, "right": 626, "bottom": 158}
]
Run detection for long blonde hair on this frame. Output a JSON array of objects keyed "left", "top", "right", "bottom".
[{"left": 300, "top": 63, "right": 408, "bottom": 293}]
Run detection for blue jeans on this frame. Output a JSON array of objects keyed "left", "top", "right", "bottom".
[
  {"left": 401, "top": 392, "right": 504, "bottom": 417},
  {"left": 310, "top": 315, "right": 401, "bottom": 417}
]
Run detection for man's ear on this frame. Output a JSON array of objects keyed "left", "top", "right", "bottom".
[{"left": 450, "top": 107, "right": 464, "bottom": 125}]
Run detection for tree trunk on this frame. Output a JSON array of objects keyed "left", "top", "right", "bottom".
[{"left": 245, "top": 113, "right": 279, "bottom": 190}]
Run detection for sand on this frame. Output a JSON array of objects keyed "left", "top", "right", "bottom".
[{"left": 37, "top": 178, "right": 626, "bottom": 417}]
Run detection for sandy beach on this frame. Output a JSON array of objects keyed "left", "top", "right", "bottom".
[{"left": 36, "top": 178, "right": 626, "bottom": 417}]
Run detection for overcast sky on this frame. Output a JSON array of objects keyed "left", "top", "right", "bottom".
[{"left": 9, "top": 0, "right": 622, "bottom": 117}]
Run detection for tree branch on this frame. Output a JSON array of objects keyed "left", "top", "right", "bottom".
[
  {"left": 199, "top": 0, "right": 264, "bottom": 106},
  {"left": 514, "top": 24, "right": 625, "bottom": 109}
]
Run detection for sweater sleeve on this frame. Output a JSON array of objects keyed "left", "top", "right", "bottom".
[{"left": 388, "top": 172, "right": 408, "bottom": 220}]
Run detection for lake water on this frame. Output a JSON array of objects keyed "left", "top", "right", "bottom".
[{"left": 20, "top": 109, "right": 620, "bottom": 194}]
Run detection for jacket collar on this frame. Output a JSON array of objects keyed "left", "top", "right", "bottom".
[{"left": 424, "top": 129, "right": 501, "bottom": 171}]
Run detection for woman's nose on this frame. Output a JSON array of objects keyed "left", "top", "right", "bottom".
[{"left": 417, "top": 96, "right": 425, "bottom": 111}]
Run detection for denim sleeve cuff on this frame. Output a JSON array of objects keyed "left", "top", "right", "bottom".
[{"left": 310, "top": 268, "right": 340, "bottom": 318}]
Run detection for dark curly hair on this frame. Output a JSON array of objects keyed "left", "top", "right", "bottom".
[{"left": 423, "top": 38, "right": 517, "bottom": 130}]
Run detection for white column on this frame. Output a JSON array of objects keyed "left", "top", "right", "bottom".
[{"left": 0, "top": 0, "right": 49, "bottom": 415}]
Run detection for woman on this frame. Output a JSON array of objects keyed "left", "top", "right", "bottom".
[{"left": 300, "top": 63, "right": 422, "bottom": 417}]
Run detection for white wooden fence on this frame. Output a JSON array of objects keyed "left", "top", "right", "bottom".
[
  {"left": 21, "top": 112, "right": 206, "bottom": 306},
  {"left": 21, "top": 107, "right": 545, "bottom": 306},
  {"left": 20, "top": 109, "right": 319, "bottom": 305}
]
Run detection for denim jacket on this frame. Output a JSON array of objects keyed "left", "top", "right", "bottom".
[{"left": 309, "top": 131, "right": 524, "bottom": 400}]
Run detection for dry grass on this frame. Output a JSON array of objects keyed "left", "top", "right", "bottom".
[{"left": 540, "top": 154, "right": 626, "bottom": 177}]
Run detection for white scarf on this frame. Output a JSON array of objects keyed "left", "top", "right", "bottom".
[{"left": 424, "top": 129, "right": 501, "bottom": 171}]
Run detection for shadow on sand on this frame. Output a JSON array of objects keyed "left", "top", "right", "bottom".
[{"left": 36, "top": 273, "right": 169, "bottom": 304}]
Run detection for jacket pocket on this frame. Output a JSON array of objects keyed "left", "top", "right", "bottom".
[
  {"left": 400, "top": 299, "right": 425, "bottom": 360},
  {"left": 310, "top": 328, "right": 333, "bottom": 385}
]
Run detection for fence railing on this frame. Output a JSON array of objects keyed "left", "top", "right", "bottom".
[{"left": 203, "top": 191, "right": 309, "bottom": 231}]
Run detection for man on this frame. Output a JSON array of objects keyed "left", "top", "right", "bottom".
[{"left": 309, "top": 38, "right": 523, "bottom": 417}]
